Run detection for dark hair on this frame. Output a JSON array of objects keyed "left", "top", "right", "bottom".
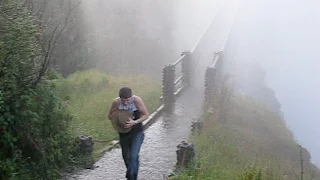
[{"left": 119, "top": 87, "right": 132, "bottom": 99}]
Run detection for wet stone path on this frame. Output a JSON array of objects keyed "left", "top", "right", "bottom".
[
  {"left": 66, "top": 87, "right": 204, "bottom": 180},
  {"left": 65, "top": 1, "right": 238, "bottom": 178}
]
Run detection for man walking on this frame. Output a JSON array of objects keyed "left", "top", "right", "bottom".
[{"left": 108, "top": 87, "right": 149, "bottom": 180}]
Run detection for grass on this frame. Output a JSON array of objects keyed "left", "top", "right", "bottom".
[
  {"left": 54, "top": 69, "right": 161, "bottom": 158},
  {"left": 170, "top": 117, "right": 285, "bottom": 180},
  {"left": 169, "top": 79, "right": 320, "bottom": 180}
]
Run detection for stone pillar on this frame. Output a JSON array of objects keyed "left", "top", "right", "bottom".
[
  {"left": 162, "top": 64, "right": 175, "bottom": 113},
  {"left": 176, "top": 141, "right": 195, "bottom": 167},
  {"left": 204, "top": 67, "right": 216, "bottom": 106},
  {"left": 181, "top": 51, "right": 192, "bottom": 86},
  {"left": 78, "top": 136, "right": 94, "bottom": 154},
  {"left": 78, "top": 136, "right": 95, "bottom": 169},
  {"left": 191, "top": 118, "right": 203, "bottom": 134}
]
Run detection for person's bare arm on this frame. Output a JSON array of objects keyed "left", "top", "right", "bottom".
[
  {"left": 134, "top": 96, "right": 149, "bottom": 124},
  {"left": 108, "top": 100, "right": 118, "bottom": 120}
]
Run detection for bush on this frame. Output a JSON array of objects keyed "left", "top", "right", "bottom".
[{"left": 0, "top": 2, "right": 75, "bottom": 179}]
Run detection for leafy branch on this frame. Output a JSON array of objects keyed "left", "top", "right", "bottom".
[{"left": 32, "top": 0, "right": 82, "bottom": 86}]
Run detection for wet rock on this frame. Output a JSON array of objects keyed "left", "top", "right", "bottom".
[
  {"left": 78, "top": 136, "right": 94, "bottom": 154},
  {"left": 176, "top": 141, "right": 195, "bottom": 167},
  {"left": 191, "top": 118, "right": 203, "bottom": 134},
  {"left": 207, "top": 107, "right": 214, "bottom": 114},
  {"left": 85, "top": 162, "right": 96, "bottom": 170}
]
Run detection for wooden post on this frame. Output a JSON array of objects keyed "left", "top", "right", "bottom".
[
  {"left": 181, "top": 51, "right": 192, "bottom": 86},
  {"left": 176, "top": 141, "right": 195, "bottom": 168},
  {"left": 204, "top": 67, "right": 216, "bottom": 106},
  {"left": 162, "top": 64, "right": 175, "bottom": 113},
  {"left": 215, "top": 51, "right": 224, "bottom": 79}
]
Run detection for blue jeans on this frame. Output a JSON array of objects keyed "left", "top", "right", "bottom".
[{"left": 119, "top": 131, "right": 144, "bottom": 180}]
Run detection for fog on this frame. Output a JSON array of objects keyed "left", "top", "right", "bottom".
[
  {"left": 225, "top": 0, "right": 320, "bottom": 166},
  {"left": 57, "top": 0, "right": 319, "bottom": 167},
  {"left": 77, "top": 0, "right": 220, "bottom": 79},
  {"left": 75, "top": 0, "right": 320, "bottom": 166},
  {"left": 74, "top": 0, "right": 320, "bottom": 167}
]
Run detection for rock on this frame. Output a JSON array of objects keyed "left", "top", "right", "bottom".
[
  {"left": 191, "top": 118, "right": 203, "bottom": 134},
  {"left": 78, "top": 136, "right": 94, "bottom": 154},
  {"left": 176, "top": 141, "right": 195, "bottom": 167},
  {"left": 85, "top": 162, "right": 95, "bottom": 170}
]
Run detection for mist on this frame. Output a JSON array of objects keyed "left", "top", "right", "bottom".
[
  {"left": 52, "top": 0, "right": 320, "bottom": 167},
  {"left": 225, "top": 0, "right": 320, "bottom": 166},
  {"left": 76, "top": 0, "right": 320, "bottom": 166},
  {"left": 4, "top": 0, "right": 320, "bottom": 178},
  {"left": 77, "top": 0, "right": 219, "bottom": 79}
]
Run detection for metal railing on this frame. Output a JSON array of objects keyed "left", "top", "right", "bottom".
[
  {"left": 142, "top": 6, "right": 224, "bottom": 129},
  {"left": 161, "top": 51, "right": 192, "bottom": 112}
]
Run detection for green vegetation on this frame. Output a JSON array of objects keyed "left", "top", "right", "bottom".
[
  {"left": 0, "top": 1, "right": 161, "bottom": 179},
  {"left": 0, "top": 2, "right": 77, "bottom": 179},
  {"left": 4, "top": 0, "right": 317, "bottom": 179},
  {"left": 170, "top": 79, "right": 320, "bottom": 180},
  {"left": 54, "top": 69, "right": 161, "bottom": 158}
]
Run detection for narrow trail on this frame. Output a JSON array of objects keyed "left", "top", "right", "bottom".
[
  {"left": 66, "top": 1, "right": 238, "bottom": 179},
  {"left": 67, "top": 87, "right": 203, "bottom": 180}
]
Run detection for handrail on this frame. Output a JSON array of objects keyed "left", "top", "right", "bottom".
[
  {"left": 142, "top": 104, "right": 165, "bottom": 129},
  {"left": 145, "top": 2, "right": 226, "bottom": 129},
  {"left": 174, "top": 75, "right": 183, "bottom": 85},
  {"left": 209, "top": 51, "right": 222, "bottom": 68},
  {"left": 174, "top": 86, "right": 184, "bottom": 97},
  {"left": 172, "top": 54, "right": 186, "bottom": 66}
]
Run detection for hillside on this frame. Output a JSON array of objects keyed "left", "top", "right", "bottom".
[{"left": 170, "top": 72, "right": 320, "bottom": 179}]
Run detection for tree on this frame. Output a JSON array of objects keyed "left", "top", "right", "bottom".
[{"left": 0, "top": 1, "right": 77, "bottom": 179}]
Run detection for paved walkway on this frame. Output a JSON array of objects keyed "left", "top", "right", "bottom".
[
  {"left": 66, "top": 1, "right": 238, "bottom": 179},
  {"left": 67, "top": 87, "right": 203, "bottom": 180}
]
